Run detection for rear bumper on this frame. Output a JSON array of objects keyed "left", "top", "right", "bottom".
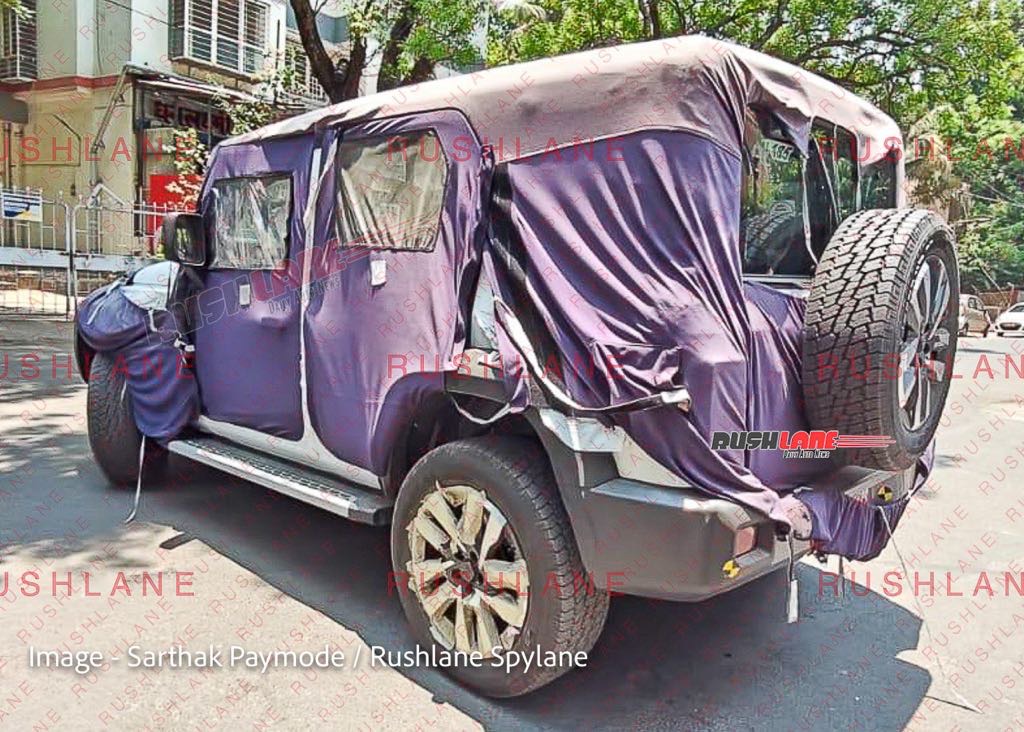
[{"left": 578, "top": 465, "right": 915, "bottom": 602}]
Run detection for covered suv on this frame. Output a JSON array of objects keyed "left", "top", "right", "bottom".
[{"left": 74, "top": 36, "right": 957, "bottom": 697}]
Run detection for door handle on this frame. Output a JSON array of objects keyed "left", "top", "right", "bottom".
[{"left": 259, "top": 315, "right": 288, "bottom": 329}]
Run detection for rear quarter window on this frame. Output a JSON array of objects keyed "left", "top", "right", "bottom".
[
  {"left": 862, "top": 158, "right": 897, "bottom": 208},
  {"left": 740, "top": 117, "right": 809, "bottom": 276},
  {"left": 335, "top": 130, "right": 448, "bottom": 251}
]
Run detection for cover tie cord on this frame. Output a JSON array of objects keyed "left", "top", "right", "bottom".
[
  {"left": 492, "top": 299, "right": 690, "bottom": 414},
  {"left": 146, "top": 307, "right": 195, "bottom": 357},
  {"left": 124, "top": 435, "right": 146, "bottom": 524},
  {"left": 876, "top": 504, "right": 980, "bottom": 714},
  {"left": 447, "top": 393, "right": 512, "bottom": 426},
  {"left": 786, "top": 533, "right": 799, "bottom": 624}
]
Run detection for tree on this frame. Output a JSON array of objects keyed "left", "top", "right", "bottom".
[
  {"left": 484, "top": 0, "right": 1024, "bottom": 291},
  {"left": 2, "top": 0, "right": 25, "bottom": 15},
  {"left": 290, "top": 0, "right": 485, "bottom": 103},
  {"left": 486, "top": 0, "right": 1022, "bottom": 126},
  {"left": 164, "top": 128, "right": 207, "bottom": 211}
]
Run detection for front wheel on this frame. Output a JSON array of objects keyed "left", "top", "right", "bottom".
[
  {"left": 86, "top": 352, "right": 166, "bottom": 486},
  {"left": 391, "top": 437, "right": 609, "bottom": 697}
]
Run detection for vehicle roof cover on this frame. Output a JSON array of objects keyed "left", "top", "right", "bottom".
[{"left": 228, "top": 35, "right": 901, "bottom": 165}]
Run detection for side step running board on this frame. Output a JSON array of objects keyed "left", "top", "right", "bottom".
[{"left": 167, "top": 436, "right": 393, "bottom": 526}]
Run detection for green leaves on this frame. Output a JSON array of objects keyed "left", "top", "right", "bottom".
[
  {"left": 484, "top": 0, "right": 1024, "bottom": 293},
  {"left": 487, "top": 0, "right": 1021, "bottom": 126}
]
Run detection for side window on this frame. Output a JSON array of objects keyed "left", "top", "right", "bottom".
[
  {"left": 862, "top": 156, "right": 896, "bottom": 208},
  {"left": 814, "top": 123, "right": 858, "bottom": 220},
  {"left": 335, "top": 130, "right": 448, "bottom": 251},
  {"left": 741, "top": 109, "right": 810, "bottom": 275},
  {"left": 211, "top": 175, "right": 291, "bottom": 269}
]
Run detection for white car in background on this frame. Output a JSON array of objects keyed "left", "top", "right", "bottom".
[
  {"left": 959, "top": 294, "right": 990, "bottom": 336},
  {"left": 995, "top": 303, "right": 1024, "bottom": 336}
]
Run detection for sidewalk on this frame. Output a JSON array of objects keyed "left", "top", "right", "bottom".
[{"left": 0, "top": 312, "right": 76, "bottom": 349}]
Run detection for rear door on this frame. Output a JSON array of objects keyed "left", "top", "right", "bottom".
[{"left": 302, "top": 111, "right": 483, "bottom": 473}]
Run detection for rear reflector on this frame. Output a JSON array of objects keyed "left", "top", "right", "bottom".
[{"left": 734, "top": 526, "right": 757, "bottom": 557}]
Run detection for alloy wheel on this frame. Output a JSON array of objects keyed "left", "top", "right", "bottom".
[
  {"left": 405, "top": 483, "right": 528, "bottom": 657},
  {"left": 898, "top": 254, "right": 953, "bottom": 431}
]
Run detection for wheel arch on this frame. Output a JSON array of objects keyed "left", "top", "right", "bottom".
[
  {"left": 381, "top": 376, "right": 620, "bottom": 585},
  {"left": 381, "top": 377, "right": 600, "bottom": 507},
  {"left": 74, "top": 326, "right": 95, "bottom": 383},
  {"left": 382, "top": 383, "right": 551, "bottom": 498}
]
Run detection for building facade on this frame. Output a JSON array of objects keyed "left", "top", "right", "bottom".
[{"left": 0, "top": 0, "right": 348, "bottom": 207}]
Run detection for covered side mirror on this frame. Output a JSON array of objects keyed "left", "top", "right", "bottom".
[{"left": 161, "top": 212, "right": 207, "bottom": 266}]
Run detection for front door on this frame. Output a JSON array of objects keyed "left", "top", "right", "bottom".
[{"left": 191, "top": 138, "right": 312, "bottom": 439}]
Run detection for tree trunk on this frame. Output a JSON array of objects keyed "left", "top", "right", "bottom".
[
  {"left": 401, "top": 56, "right": 435, "bottom": 87},
  {"left": 340, "top": 36, "right": 366, "bottom": 100},
  {"left": 638, "top": 0, "right": 662, "bottom": 39},
  {"left": 377, "top": 0, "right": 417, "bottom": 91},
  {"left": 290, "top": 0, "right": 360, "bottom": 103}
]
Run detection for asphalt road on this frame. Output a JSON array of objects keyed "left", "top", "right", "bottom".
[{"left": 1, "top": 314, "right": 1022, "bottom": 731}]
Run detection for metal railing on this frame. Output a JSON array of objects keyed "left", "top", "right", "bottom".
[
  {"left": 0, "top": 187, "right": 71, "bottom": 315},
  {"left": 0, "top": 184, "right": 173, "bottom": 317}
]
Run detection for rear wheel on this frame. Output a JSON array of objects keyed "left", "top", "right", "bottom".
[
  {"left": 803, "top": 209, "right": 959, "bottom": 470},
  {"left": 87, "top": 352, "right": 166, "bottom": 486},
  {"left": 391, "top": 436, "right": 608, "bottom": 697}
]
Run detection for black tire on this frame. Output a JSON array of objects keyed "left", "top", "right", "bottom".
[
  {"left": 391, "top": 436, "right": 609, "bottom": 697},
  {"left": 802, "top": 209, "right": 959, "bottom": 470},
  {"left": 87, "top": 352, "right": 166, "bottom": 486},
  {"left": 742, "top": 200, "right": 803, "bottom": 274}
]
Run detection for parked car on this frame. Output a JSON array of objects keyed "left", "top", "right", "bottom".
[
  {"left": 959, "top": 294, "right": 991, "bottom": 336},
  {"left": 994, "top": 303, "right": 1024, "bottom": 336},
  {"left": 74, "top": 37, "right": 958, "bottom": 697}
]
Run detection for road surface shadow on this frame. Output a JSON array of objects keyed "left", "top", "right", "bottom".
[
  {"left": 0, "top": 384, "right": 931, "bottom": 732},
  {"left": 4, "top": 444, "right": 932, "bottom": 731},
  {"left": 122, "top": 458, "right": 931, "bottom": 731},
  {"left": 0, "top": 307, "right": 931, "bottom": 731}
]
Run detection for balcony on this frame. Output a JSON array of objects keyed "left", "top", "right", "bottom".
[
  {"left": 0, "top": 0, "right": 37, "bottom": 82},
  {"left": 169, "top": 0, "right": 272, "bottom": 78},
  {"left": 278, "top": 36, "right": 328, "bottom": 109}
]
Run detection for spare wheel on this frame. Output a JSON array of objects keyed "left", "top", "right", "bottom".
[{"left": 802, "top": 208, "right": 959, "bottom": 470}]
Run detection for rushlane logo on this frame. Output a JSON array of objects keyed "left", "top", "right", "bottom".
[{"left": 710, "top": 430, "right": 895, "bottom": 459}]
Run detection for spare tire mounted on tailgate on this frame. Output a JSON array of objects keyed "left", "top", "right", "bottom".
[{"left": 802, "top": 208, "right": 959, "bottom": 470}]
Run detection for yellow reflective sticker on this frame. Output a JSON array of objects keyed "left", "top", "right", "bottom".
[
  {"left": 876, "top": 485, "right": 894, "bottom": 503},
  {"left": 722, "top": 559, "right": 740, "bottom": 579}
]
